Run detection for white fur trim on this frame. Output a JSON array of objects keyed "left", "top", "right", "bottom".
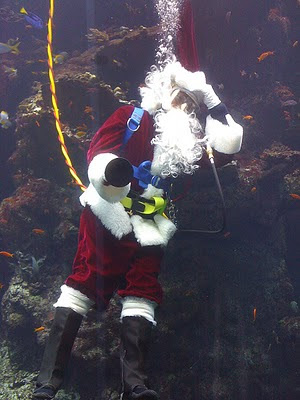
[
  {"left": 130, "top": 213, "right": 176, "bottom": 246},
  {"left": 88, "top": 153, "right": 131, "bottom": 203},
  {"left": 153, "top": 214, "right": 177, "bottom": 244},
  {"left": 120, "top": 296, "right": 157, "bottom": 326},
  {"left": 131, "top": 215, "right": 165, "bottom": 246},
  {"left": 53, "top": 284, "right": 95, "bottom": 316},
  {"left": 205, "top": 114, "right": 243, "bottom": 154},
  {"left": 141, "top": 184, "right": 164, "bottom": 200},
  {"left": 201, "top": 84, "right": 221, "bottom": 110},
  {"left": 80, "top": 184, "right": 132, "bottom": 239}
]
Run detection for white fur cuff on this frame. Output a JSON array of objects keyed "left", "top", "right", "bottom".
[
  {"left": 54, "top": 284, "right": 95, "bottom": 316},
  {"left": 120, "top": 296, "right": 157, "bottom": 325},
  {"left": 205, "top": 114, "right": 243, "bottom": 154}
]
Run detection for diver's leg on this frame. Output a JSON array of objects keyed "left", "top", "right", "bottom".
[
  {"left": 118, "top": 245, "right": 164, "bottom": 400},
  {"left": 120, "top": 311, "right": 159, "bottom": 400},
  {"left": 32, "top": 286, "right": 94, "bottom": 399}
]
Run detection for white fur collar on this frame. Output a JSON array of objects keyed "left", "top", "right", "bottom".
[{"left": 80, "top": 184, "right": 132, "bottom": 239}]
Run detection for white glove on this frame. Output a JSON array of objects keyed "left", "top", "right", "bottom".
[
  {"left": 173, "top": 66, "right": 221, "bottom": 109},
  {"left": 205, "top": 114, "right": 243, "bottom": 154}
]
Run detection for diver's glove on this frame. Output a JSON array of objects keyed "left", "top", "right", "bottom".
[
  {"left": 88, "top": 153, "right": 132, "bottom": 203},
  {"left": 104, "top": 157, "right": 133, "bottom": 187},
  {"left": 172, "top": 66, "right": 221, "bottom": 109},
  {"left": 205, "top": 114, "right": 243, "bottom": 154}
]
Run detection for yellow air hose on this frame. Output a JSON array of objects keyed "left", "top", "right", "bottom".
[{"left": 47, "top": 0, "right": 86, "bottom": 191}]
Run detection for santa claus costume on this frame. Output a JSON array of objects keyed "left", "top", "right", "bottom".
[{"left": 32, "top": 4, "right": 243, "bottom": 400}]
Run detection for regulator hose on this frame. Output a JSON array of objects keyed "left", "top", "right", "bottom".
[{"left": 176, "top": 144, "right": 227, "bottom": 235}]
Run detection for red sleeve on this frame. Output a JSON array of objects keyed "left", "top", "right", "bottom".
[{"left": 87, "top": 105, "right": 134, "bottom": 164}]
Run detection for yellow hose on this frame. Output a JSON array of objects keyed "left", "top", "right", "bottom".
[{"left": 47, "top": 0, "right": 86, "bottom": 191}]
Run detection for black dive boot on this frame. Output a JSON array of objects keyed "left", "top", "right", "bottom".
[
  {"left": 32, "top": 307, "right": 83, "bottom": 399},
  {"left": 120, "top": 316, "right": 159, "bottom": 400}
]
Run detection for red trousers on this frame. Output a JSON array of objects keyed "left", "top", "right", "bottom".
[{"left": 65, "top": 207, "right": 164, "bottom": 308}]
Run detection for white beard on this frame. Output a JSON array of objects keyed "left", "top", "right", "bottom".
[{"left": 150, "top": 108, "right": 206, "bottom": 178}]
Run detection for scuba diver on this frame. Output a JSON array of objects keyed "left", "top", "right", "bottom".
[{"left": 32, "top": 59, "right": 243, "bottom": 400}]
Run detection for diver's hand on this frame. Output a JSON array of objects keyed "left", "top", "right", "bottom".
[
  {"left": 104, "top": 157, "right": 133, "bottom": 187},
  {"left": 88, "top": 153, "right": 132, "bottom": 203},
  {"left": 205, "top": 114, "right": 243, "bottom": 154},
  {"left": 174, "top": 66, "right": 207, "bottom": 91},
  {"left": 173, "top": 66, "right": 221, "bottom": 110}
]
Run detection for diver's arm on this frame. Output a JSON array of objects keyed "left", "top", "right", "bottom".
[{"left": 182, "top": 71, "right": 243, "bottom": 154}]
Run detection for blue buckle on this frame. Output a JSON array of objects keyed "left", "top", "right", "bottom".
[
  {"left": 151, "top": 175, "right": 161, "bottom": 188},
  {"left": 126, "top": 117, "right": 140, "bottom": 132}
]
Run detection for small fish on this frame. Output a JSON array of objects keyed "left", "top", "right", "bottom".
[
  {"left": 290, "top": 301, "right": 299, "bottom": 314},
  {"left": 35, "top": 121, "right": 40, "bottom": 127},
  {"left": 290, "top": 193, "right": 300, "bottom": 200},
  {"left": 253, "top": 308, "right": 257, "bottom": 322},
  {"left": 84, "top": 106, "right": 93, "bottom": 114},
  {"left": 32, "top": 228, "right": 45, "bottom": 235},
  {"left": 251, "top": 187, "right": 257, "bottom": 193},
  {"left": 292, "top": 40, "right": 298, "bottom": 47},
  {"left": 68, "top": 100, "right": 73, "bottom": 108},
  {"left": 112, "top": 59, "right": 123, "bottom": 68},
  {"left": 3, "top": 65, "right": 18, "bottom": 79},
  {"left": 0, "top": 111, "right": 12, "bottom": 129},
  {"left": 20, "top": 7, "right": 44, "bottom": 30},
  {"left": 0, "top": 251, "right": 13, "bottom": 258},
  {"left": 0, "top": 40, "right": 20, "bottom": 55},
  {"left": 257, "top": 51, "right": 275, "bottom": 62},
  {"left": 250, "top": 72, "right": 259, "bottom": 79},
  {"left": 0, "top": 283, "right": 4, "bottom": 289},
  {"left": 225, "top": 11, "right": 232, "bottom": 24},
  {"left": 217, "top": 83, "right": 224, "bottom": 90},
  {"left": 53, "top": 51, "right": 69, "bottom": 64},
  {"left": 76, "top": 123, "right": 87, "bottom": 131},
  {"left": 223, "top": 231, "right": 231, "bottom": 238},
  {"left": 240, "top": 69, "right": 247, "bottom": 77},
  {"left": 34, "top": 326, "right": 45, "bottom": 333},
  {"left": 283, "top": 110, "right": 292, "bottom": 121},
  {"left": 75, "top": 130, "right": 87, "bottom": 139},
  {"left": 243, "top": 115, "right": 254, "bottom": 121}
]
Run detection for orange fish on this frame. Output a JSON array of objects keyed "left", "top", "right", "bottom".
[
  {"left": 243, "top": 115, "right": 254, "bottom": 121},
  {"left": 84, "top": 106, "right": 93, "bottom": 114},
  {"left": 251, "top": 187, "right": 257, "bottom": 193},
  {"left": 34, "top": 326, "right": 45, "bottom": 332},
  {"left": 35, "top": 120, "right": 40, "bottom": 127},
  {"left": 253, "top": 308, "right": 257, "bottom": 322},
  {"left": 0, "top": 251, "right": 13, "bottom": 258},
  {"left": 76, "top": 123, "right": 87, "bottom": 131},
  {"left": 32, "top": 228, "right": 45, "bottom": 235},
  {"left": 283, "top": 111, "right": 291, "bottom": 121},
  {"left": 290, "top": 193, "right": 300, "bottom": 200},
  {"left": 257, "top": 51, "right": 275, "bottom": 62},
  {"left": 0, "top": 283, "right": 4, "bottom": 289}
]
